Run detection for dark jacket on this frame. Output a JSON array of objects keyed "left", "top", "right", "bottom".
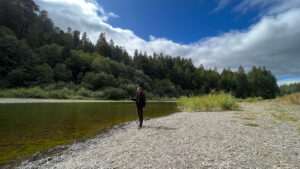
[{"left": 131, "top": 92, "right": 146, "bottom": 108}]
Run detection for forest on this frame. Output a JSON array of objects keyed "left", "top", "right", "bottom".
[
  {"left": 0, "top": 0, "right": 280, "bottom": 99},
  {"left": 280, "top": 83, "right": 300, "bottom": 95}
]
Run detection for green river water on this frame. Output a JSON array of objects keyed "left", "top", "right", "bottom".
[{"left": 0, "top": 102, "right": 177, "bottom": 166}]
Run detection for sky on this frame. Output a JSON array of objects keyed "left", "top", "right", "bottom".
[{"left": 35, "top": 0, "right": 300, "bottom": 85}]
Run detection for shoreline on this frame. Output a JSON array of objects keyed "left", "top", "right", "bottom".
[
  {"left": 2, "top": 120, "right": 138, "bottom": 169},
  {"left": 17, "top": 101, "right": 300, "bottom": 168},
  {"left": 0, "top": 98, "right": 176, "bottom": 104},
  {"left": 0, "top": 102, "right": 177, "bottom": 168}
]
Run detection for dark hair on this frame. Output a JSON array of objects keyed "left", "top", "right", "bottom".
[{"left": 137, "top": 87, "right": 143, "bottom": 91}]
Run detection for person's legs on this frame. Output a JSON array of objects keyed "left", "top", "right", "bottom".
[{"left": 137, "top": 107, "right": 143, "bottom": 127}]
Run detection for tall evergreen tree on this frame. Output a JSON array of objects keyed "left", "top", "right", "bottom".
[
  {"left": 235, "top": 66, "right": 249, "bottom": 98},
  {"left": 95, "top": 32, "right": 109, "bottom": 57},
  {"left": 72, "top": 30, "right": 80, "bottom": 49},
  {"left": 80, "top": 32, "right": 94, "bottom": 53}
]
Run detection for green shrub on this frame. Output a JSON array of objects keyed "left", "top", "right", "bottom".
[
  {"left": 245, "top": 122, "right": 260, "bottom": 127},
  {"left": 82, "top": 72, "right": 117, "bottom": 90},
  {"left": 218, "top": 94, "right": 239, "bottom": 110},
  {"left": 143, "top": 91, "right": 155, "bottom": 100},
  {"left": 76, "top": 88, "right": 92, "bottom": 97},
  {"left": 65, "top": 82, "right": 82, "bottom": 92},
  {"left": 90, "top": 90, "right": 104, "bottom": 98},
  {"left": 10, "top": 87, "right": 47, "bottom": 98},
  {"left": 102, "top": 87, "right": 127, "bottom": 100},
  {"left": 244, "top": 97, "right": 263, "bottom": 102},
  {"left": 177, "top": 92, "right": 239, "bottom": 112},
  {"left": 42, "top": 82, "right": 69, "bottom": 90},
  {"left": 120, "top": 84, "right": 137, "bottom": 96},
  {"left": 47, "top": 88, "right": 71, "bottom": 99},
  {"left": 0, "top": 87, "right": 74, "bottom": 99}
]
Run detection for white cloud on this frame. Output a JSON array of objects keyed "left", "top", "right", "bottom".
[
  {"left": 235, "top": 0, "right": 300, "bottom": 15},
  {"left": 35, "top": 0, "right": 300, "bottom": 84},
  {"left": 277, "top": 77, "right": 300, "bottom": 86},
  {"left": 213, "top": 0, "right": 233, "bottom": 12}
]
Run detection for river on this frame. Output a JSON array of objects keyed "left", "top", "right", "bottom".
[{"left": 0, "top": 101, "right": 177, "bottom": 166}]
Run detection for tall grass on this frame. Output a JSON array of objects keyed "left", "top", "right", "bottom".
[
  {"left": 177, "top": 92, "right": 239, "bottom": 112},
  {"left": 277, "top": 93, "right": 300, "bottom": 105},
  {"left": 243, "top": 97, "right": 263, "bottom": 103}
]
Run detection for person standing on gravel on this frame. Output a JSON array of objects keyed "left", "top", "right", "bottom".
[{"left": 130, "top": 87, "right": 146, "bottom": 129}]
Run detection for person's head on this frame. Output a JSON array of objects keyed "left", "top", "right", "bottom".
[{"left": 137, "top": 87, "right": 142, "bottom": 93}]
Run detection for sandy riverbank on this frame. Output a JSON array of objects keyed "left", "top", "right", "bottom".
[{"left": 18, "top": 101, "right": 300, "bottom": 168}]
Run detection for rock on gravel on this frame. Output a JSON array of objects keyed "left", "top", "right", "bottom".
[{"left": 18, "top": 102, "right": 300, "bottom": 169}]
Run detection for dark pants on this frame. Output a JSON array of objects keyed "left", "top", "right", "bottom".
[{"left": 137, "top": 107, "right": 143, "bottom": 125}]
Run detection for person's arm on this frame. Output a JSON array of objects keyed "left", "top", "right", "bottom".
[
  {"left": 142, "top": 93, "right": 146, "bottom": 108},
  {"left": 130, "top": 94, "right": 137, "bottom": 101}
]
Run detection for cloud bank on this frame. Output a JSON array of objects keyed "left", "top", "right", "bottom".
[
  {"left": 35, "top": 0, "right": 300, "bottom": 84},
  {"left": 277, "top": 77, "right": 300, "bottom": 86}
]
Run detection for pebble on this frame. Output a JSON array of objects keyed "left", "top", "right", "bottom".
[{"left": 18, "top": 101, "right": 300, "bottom": 169}]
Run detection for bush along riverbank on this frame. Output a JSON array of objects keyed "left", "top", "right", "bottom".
[
  {"left": 0, "top": 85, "right": 178, "bottom": 101},
  {"left": 177, "top": 92, "right": 239, "bottom": 112}
]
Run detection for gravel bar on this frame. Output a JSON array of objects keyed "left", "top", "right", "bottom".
[{"left": 18, "top": 101, "right": 300, "bottom": 169}]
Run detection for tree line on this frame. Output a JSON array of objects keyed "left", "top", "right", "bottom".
[
  {"left": 280, "top": 83, "right": 300, "bottom": 95},
  {"left": 0, "top": 0, "right": 280, "bottom": 99}
]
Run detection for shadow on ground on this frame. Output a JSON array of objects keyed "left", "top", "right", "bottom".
[{"left": 142, "top": 125, "right": 177, "bottom": 130}]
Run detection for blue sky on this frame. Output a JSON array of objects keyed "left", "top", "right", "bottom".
[
  {"left": 36, "top": 0, "right": 300, "bottom": 85},
  {"left": 100, "top": 0, "right": 258, "bottom": 44}
]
